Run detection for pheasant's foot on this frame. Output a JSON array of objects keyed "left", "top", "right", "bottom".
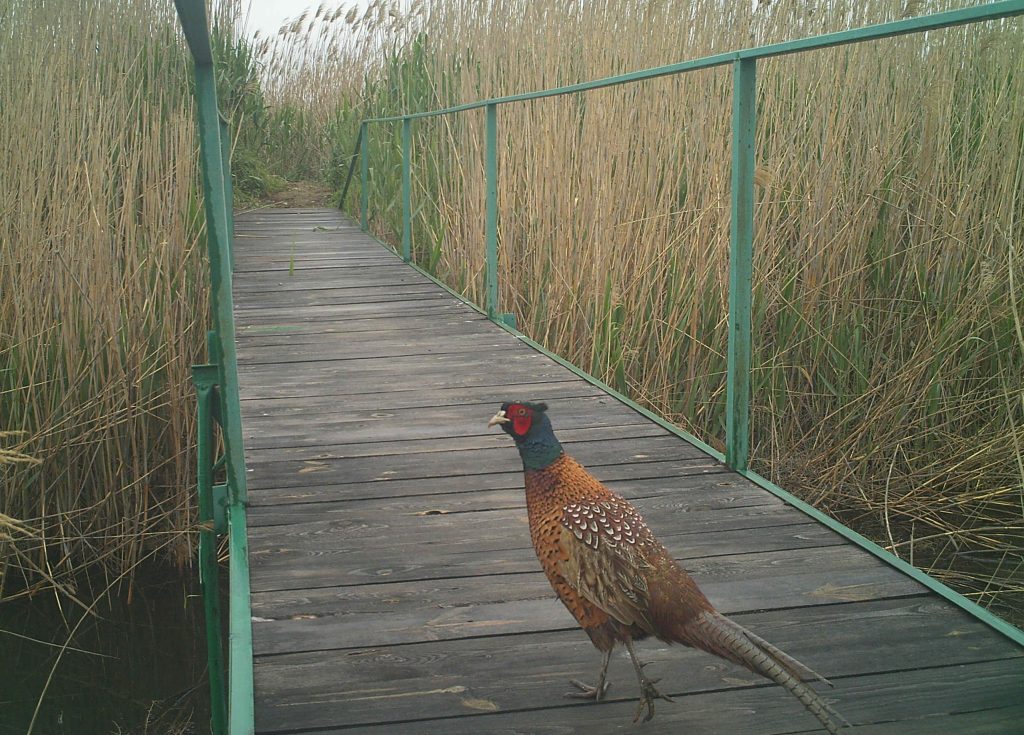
[
  {"left": 632, "top": 676, "right": 674, "bottom": 723},
  {"left": 565, "top": 678, "right": 611, "bottom": 701},
  {"left": 566, "top": 649, "right": 612, "bottom": 702},
  {"left": 623, "top": 638, "right": 675, "bottom": 723}
]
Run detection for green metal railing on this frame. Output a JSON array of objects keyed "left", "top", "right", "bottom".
[
  {"left": 174, "top": 2, "right": 254, "bottom": 734},
  {"left": 341, "top": 0, "right": 1024, "bottom": 649}
]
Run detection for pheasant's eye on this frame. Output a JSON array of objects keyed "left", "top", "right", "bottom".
[{"left": 515, "top": 407, "right": 528, "bottom": 417}]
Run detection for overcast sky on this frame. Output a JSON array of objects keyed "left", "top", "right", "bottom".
[
  {"left": 239, "top": 1, "right": 374, "bottom": 38},
  {"left": 241, "top": 1, "right": 318, "bottom": 37}
]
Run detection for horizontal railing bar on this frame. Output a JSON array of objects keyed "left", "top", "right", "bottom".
[{"left": 364, "top": 0, "right": 1023, "bottom": 124}]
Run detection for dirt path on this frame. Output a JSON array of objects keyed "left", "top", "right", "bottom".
[{"left": 256, "top": 180, "right": 335, "bottom": 209}]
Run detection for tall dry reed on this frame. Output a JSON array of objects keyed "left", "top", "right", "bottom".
[
  {"left": 253, "top": 0, "right": 1023, "bottom": 619},
  {"left": 0, "top": 0, "right": 209, "bottom": 599}
]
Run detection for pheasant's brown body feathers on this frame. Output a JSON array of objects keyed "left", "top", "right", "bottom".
[
  {"left": 523, "top": 457, "right": 616, "bottom": 645},
  {"left": 527, "top": 454, "right": 716, "bottom": 648},
  {"left": 492, "top": 401, "right": 848, "bottom": 732}
]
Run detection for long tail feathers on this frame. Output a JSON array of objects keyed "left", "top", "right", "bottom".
[{"left": 683, "top": 612, "right": 850, "bottom": 734}]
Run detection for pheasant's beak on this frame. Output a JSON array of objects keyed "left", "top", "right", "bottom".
[{"left": 487, "top": 409, "right": 510, "bottom": 428}]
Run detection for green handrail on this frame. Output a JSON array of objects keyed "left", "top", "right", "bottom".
[
  {"left": 339, "top": 0, "right": 1024, "bottom": 650},
  {"left": 174, "top": 1, "right": 254, "bottom": 734}
]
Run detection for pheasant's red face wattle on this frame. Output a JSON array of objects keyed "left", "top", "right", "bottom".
[{"left": 508, "top": 404, "right": 533, "bottom": 436}]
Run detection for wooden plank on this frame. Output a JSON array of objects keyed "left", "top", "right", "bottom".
[
  {"left": 234, "top": 252, "right": 399, "bottom": 266},
  {"left": 247, "top": 524, "right": 852, "bottom": 638},
  {"left": 235, "top": 287, "right": 448, "bottom": 311},
  {"left": 234, "top": 356, "right": 580, "bottom": 398},
  {"left": 233, "top": 268, "right": 414, "bottom": 282},
  {"left": 236, "top": 314, "right": 490, "bottom": 340},
  {"left": 248, "top": 493, "right": 810, "bottom": 549},
  {"left": 244, "top": 445, "right": 720, "bottom": 493},
  {"left": 233, "top": 297, "right": 467, "bottom": 322},
  {"left": 248, "top": 562, "right": 920, "bottom": 645},
  {"left": 238, "top": 379, "right": 607, "bottom": 414},
  {"left": 247, "top": 533, "right": 911, "bottom": 598},
  {"left": 286, "top": 672, "right": 1024, "bottom": 735},
  {"left": 243, "top": 420, "right": 665, "bottom": 464},
  {"left": 237, "top": 332, "right": 520, "bottom": 367},
  {"left": 234, "top": 346, "right": 557, "bottom": 376},
  {"left": 247, "top": 514, "right": 841, "bottom": 595},
  {"left": 241, "top": 395, "right": 664, "bottom": 448},
  {"left": 245, "top": 461, "right": 730, "bottom": 508},
  {"left": 246, "top": 472, "right": 782, "bottom": 525},
  {"left": 236, "top": 328, "right": 501, "bottom": 356},
  {"left": 234, "top": 275, "right": 435, "bottom": 293}
]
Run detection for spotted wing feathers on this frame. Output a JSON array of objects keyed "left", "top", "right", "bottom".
[{"left": 557, "top": 498, "right": 658, "bottom": 633}]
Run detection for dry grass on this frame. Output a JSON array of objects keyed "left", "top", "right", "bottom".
[
  {"left": 253, "top": 0, "right": 1024, "bottom": 619},
  {"left": 0, "top": 0, "right": 209, "bottom": 599}
]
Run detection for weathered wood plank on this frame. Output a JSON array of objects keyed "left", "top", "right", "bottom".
[
  {"left": 246, "top": 463, "right": 730, "bottom": 511},
  {"left": 247, "top": 472, "right": 781, "bottom": 526},
  {"left": 241, "top": 395, "right": 663, "bottom": 448},
  {"left": 236, "top": 350, "right": 577, "bottom": 390},
  {"left": 247, "top": 524, "right": 854, "bottom": 650},
  {"left": 235, "top": 287, "right": 448, "bottom": 312},
  {"left": 237, "top": 332, "right": 520, "bottom": 366},
  {"left": 248, "top": 495, "right": 814, "bottom": 552},
  {"left": 234, "top": 298, "right": 467, "bottom": 324},
  {"left": 247, "top": 517, "right": 843, "bottom": 596},
  {"left": 288, "top": 677, "right": 1024, "bottom": 735},
  {"left": 248, "top": 535, "right": 910, "bottom": 601},
  {"left": 238, "top": 379, "right": 607, "bottom": 414},
  {"left": 232, "top": 268, "right": 436, "bottom": 287},
  {"left": 236, "top": 314, "right": 490, "bottom": 342},
  {"left": 243, "top": 422, "right": 668, "bottom": 469},
  {"left": 245, "top": 446, "right": 720, "bottom": 492}
]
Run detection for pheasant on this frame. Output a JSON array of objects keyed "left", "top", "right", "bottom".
[{"left": 489, "top": 401, "right": 849, "bottom": 731}]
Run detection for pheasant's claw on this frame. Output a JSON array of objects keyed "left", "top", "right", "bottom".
[
  {"left": 565, "top": 678, "right": 610, "bottom": 701},
  {"left": 632, "top": 678, "right": 674, "bottom": 723}
]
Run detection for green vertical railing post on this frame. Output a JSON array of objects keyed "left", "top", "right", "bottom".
[
  {"left": 193, "top": 365, "right": 227, "bottom": 735},
  {"left": 359, "top": 122, "right": 369, "bottom": 231},
  {"left": 484, "top": 103, "right": 498, "bottom": 319},
  {"left": 401, "top": 117, "right": 412, "bottom": 262},
  {"left": 218, "top": 117, "right": 235, "bottom": 270},
  {"left": 725, "top": 58, "right": 757, "bottom": 472},
  {"left": 227, "top": 502, "right": 253, "bottom": 735}
]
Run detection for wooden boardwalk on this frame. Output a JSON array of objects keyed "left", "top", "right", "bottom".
[{"left": 233, "top": 209, "right": 1023, "bottom": 734}]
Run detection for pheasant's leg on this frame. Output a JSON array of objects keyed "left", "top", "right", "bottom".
[
  {"left": 624, "top": 638, "right": 674, "bottom": 722},
  {"left": 566, "top": 649, "right": 612, "bottom": 701}
]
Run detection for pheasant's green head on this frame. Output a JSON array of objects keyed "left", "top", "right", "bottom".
[{"left": 488, "top": 401, "right": 563, "bottom": 470}]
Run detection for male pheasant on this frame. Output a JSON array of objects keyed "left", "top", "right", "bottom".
[{"left": 489, "top": 401, "right": 848, "bottom": 731}]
